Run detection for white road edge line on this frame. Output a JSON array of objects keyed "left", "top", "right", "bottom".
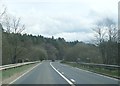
[
  {"left": 74, "top": 67, "right": 118, "bottom": 81},
  {"left": 9, "top": 63, "right": 41, "bottom": 84},
  {"left": 50, "top": 62, "right": 75, "bottom": 86},
  {"left": 61, "top": 63, "right": 118, "bottom": 81}
]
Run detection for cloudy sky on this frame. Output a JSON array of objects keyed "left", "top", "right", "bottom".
[{"left": 1, "top": 0, "right": 119, "bottom": 42}]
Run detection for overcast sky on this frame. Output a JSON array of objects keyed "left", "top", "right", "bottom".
[{"left": 1, "top": 0, "right": 119, "bottom": 42}]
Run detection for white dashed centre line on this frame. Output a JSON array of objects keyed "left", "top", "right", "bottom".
[{"left": 70, "top": 79, "right": 76, "bottom": 83}]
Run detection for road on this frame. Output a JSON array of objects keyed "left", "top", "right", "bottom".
[{"left": 11, "top": 60, "right": 119, "bottom": 85}]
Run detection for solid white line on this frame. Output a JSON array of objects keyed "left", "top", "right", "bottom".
[
  {"left": 9, "top": 63, "right": 41, "bottom": 84},
  {"left": 50, "top": 62, "right": 75, "bottom": 86}
]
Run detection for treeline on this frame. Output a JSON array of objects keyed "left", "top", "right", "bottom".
[
  {"left": 93, "top": 18, "right": 118, "bottom": 65},
  {"left": 1, "top": 24, "right": 102, "bottom": 65},
  {"left": 1, "top": 23, "right": 118, "bottom": 65},
  {"left": 2, "top": 25, "right": 117, "bottom": 64},
  {"left": 0, "top": 9, "right": 118, "bottom": 65}
]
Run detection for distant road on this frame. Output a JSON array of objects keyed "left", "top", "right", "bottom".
[{"left": 11, "top": 60, "right": 119, "bottom": 85}]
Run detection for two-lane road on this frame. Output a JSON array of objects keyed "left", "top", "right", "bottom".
[
  {"left": 13, "top": 61, "right": 68, "bottom": 84},
  {"left": 11, "top": 60, "right": 119, "bottom": 85},
  {"left": 52, "top": 62, "right": 119, "bottom": 84}
]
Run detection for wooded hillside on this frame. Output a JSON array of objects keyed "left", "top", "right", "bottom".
[{"left": 1, "top": 23, "right": 118, "bottom": 65}]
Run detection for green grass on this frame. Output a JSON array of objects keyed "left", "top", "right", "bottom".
[
  {"left": 0, "top": 71, "right": 2, "bottom": 79},
  {"left": 2, "top": 63, "right": 38, "bottom": 80},
  {"left": 62, "top": 62, "right": 120, "bottom": 79}
]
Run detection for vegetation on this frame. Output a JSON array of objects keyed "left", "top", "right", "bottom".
[
  {"left": 0, "top": 9, "right": 118, "bottom": 65},
  {"left": 62, "top": 62, "right": 119, "bottom": 79},
  {"left": 2, "top": 25, "right": 118, "bottom": 65},
  {"left": 2, "top": 27, "right": 101, "bottom": 64},
  {"left": 93, "top": 18, "right": 118, "bottom": 65},
  {"left": 2, "top": 63, "right": 38, "bottom": 80}
]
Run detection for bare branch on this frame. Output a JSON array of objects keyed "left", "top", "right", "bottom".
[
  {"left": 0, "top": 7, "right": 6, "bottom": 18},
  {"left": 17, "top": 24, "right": 25, "bottom": 33}
]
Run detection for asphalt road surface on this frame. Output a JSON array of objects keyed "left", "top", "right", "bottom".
[{"left": 11, "top": 60, "right": 119, "bottom": 85}]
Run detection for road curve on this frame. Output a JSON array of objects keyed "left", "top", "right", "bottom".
[
  {"left": 52, "top": 61, "right": 119, "bottom": 84},
  {"left": 12, "top": 61, "right": 68, "bottom": 84},
  {"left": 10, "top": 60, "right": 119, "bottom": 86}
]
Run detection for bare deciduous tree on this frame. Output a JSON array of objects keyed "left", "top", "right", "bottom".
[
  {"left": 2, "top": 12, "right": 25, "bottom": 63},
  {"left": 93, "top": 21, "right": 107, "bottom": 45},
  {"left": 93, "top": 17, "right": 117, "bottom": 43},
  {"left": 11, "top": 17, "right": 25, "bottom": 63},
  {"left": 0, "top": 5, "right": 6, "bottom": 21},
  {"left": 12, "top": 17, "right": 25, "bottom": 33},
  {"left": 93, "top": 17, "right": 118, "bottom": 64}
]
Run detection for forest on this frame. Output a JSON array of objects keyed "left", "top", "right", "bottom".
[
  {"left": 1, "top": 23, "right": 118, "bottom": 65},
  {"left": 2, "top": 27, "right": 100, "bottom": 65},
  {"left": 0, "top": 9, "right": 118, "bottom": 65}
]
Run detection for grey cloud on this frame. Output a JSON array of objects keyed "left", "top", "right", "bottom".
[{"left": 3, "top": 0, "right": 118, "bottom": 41}]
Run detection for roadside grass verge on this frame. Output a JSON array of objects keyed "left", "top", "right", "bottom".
[
  {"left": 0, "top": 70, "right": 2, "bottom": 83},
  {"left": 61, "top": 61, "right": 120, "bottom": 79},
  {"left": 1, "top": 63, "right": 39, "bottom": 81},
  {"left": 0, "top": 71, "right": 2, "bottom": 78}
]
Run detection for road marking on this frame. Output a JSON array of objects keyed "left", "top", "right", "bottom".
[
  {"left": 62, "top": 63, "right": 117, "bottom": 81},
  {"left": 70, "top": 79, "right": 76, "bottom": 83},
  {"left": 9, "top": 63, "right": 41, "bottom": 84},
  {"left": 50, "top": 62, "right": 75, "bottom": 86},
  {"left": 75, "top": 67, "right": 118, "bottom": 81},
  {"left": 61, "top": 72, "right": 64, "bottom": 74},
  {"left": 61, "top": 63, "right": 118, "bottom": 81}
]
